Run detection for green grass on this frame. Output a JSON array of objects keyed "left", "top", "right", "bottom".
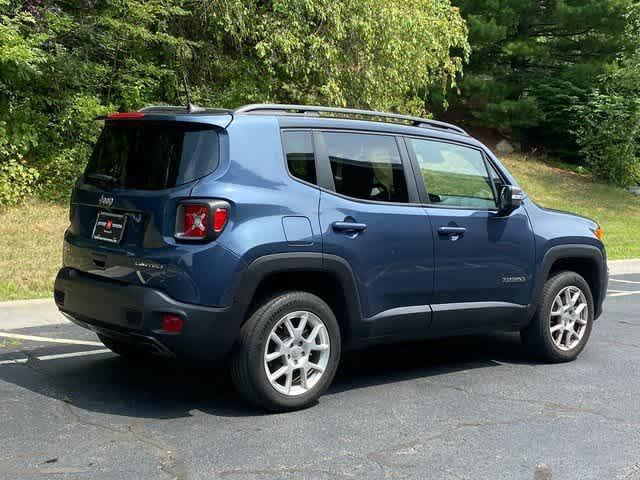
[
  {"left": 0, "top": 155, "right": 638, "bottom": 302},
  {"left": 502, "top": 154, "right": 640, "bottom": 260},
  {"left": 0, "top": 200, "right": 68, "bottom": 301}
]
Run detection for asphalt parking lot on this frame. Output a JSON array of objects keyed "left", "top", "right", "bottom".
[{"left": 1, "top": 274, "right": 640, "bottom": 480}]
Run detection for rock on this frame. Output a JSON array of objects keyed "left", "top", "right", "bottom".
[
  {"left": 534, "top": 463, "right": 552, "bottom": 480},
  {"left": 627, "top": 186, "right": 640, "bottom": 195},
  {"left": 496, "top": 139, "right": 515, "bottom": 155}
]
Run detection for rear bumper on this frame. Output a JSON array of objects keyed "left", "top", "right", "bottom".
[{"left": 54, "top": 267, "right": 239, "bottom": 361}]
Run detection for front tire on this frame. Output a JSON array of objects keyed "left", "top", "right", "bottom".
[
  {"left": 230, "top": 291, "right": 341, "bottom": 412},
  {"left": 521, "top": 271, "right": 594, "bottom": 362}
]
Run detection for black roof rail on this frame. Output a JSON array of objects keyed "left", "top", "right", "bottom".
[
  {"left": 234, "top": 103, "right": 468, "bottom": 136},
  {"left": 139, "top": 105, "right": 232, "bottom": 115}
]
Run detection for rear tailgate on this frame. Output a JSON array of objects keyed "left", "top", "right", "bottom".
[{"left": 63, "top": 113, "right": 233, "bottom": 305}]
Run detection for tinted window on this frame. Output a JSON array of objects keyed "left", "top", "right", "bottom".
[
  {"left": 323, "top": 132, "right": 408, "bottom": 203},
  {"left": 283, "top": 131, "right": 317, "bottom": 184},
  {"left": 85, "top": 122, "right": 219, "bottom": 190},
  {"left": 407, "top": 138, "right": 496, "bottom": 208}
]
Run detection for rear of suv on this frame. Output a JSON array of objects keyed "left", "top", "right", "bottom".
[{"left": 54, "top": 104, "right": 608, "bottom": 411}]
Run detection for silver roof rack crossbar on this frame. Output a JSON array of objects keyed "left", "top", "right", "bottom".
[{"left": 234, "top": 103, "right": 468, "bottom": 136}]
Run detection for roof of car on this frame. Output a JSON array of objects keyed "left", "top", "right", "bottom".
[{"left": 137, "top": 103, "right": 470, "bottom": 139}]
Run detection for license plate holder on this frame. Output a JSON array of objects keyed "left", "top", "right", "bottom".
[{"left": 92, "top": 212, "right": 127, "bottom": 244}]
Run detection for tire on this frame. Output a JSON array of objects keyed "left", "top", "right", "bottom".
[
  {"left": 521, "top": 270, "right": 594, "bottom": 362},
  {"left": 230, "top": 291, "right": 341, "bottom": 412},
  {"left": 98, "top": 334, "right": 150, "bottom": 361}
]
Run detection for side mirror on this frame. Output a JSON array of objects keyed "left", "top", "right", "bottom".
[{"left": 498, "top": 185, "right": 524, "bottom": 214}]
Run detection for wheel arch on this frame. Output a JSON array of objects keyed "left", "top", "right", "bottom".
[
  {"left": 529, "top": 244, "right": 607, "bottom": 321},
  {"left": 233, "top": 253, "right": 363, "bottom": 346}
]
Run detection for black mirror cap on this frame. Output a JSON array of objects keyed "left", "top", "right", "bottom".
[{"left": 499, "top": 185, "right": 524, "bottom": 214}]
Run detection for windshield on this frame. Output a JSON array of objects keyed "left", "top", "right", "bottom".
[{"left": 85, "top": 121, "right": 219, "bottom": 190}]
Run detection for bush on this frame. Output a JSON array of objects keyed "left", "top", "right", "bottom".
[
  {"left": 0, "top": 159, "right": 39, "bottom": 207},
  {"left": 576, "top": 91, "right": 640, "bottom": 186}
]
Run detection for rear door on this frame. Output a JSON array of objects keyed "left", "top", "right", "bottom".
[
  {"left": 316, "top": 130, "right": 434, "bottom": 340},
  {"left": 404, "top": 136, "right": 535, "bottom": 333}
]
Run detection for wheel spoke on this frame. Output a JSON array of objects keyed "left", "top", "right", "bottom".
[
  {"left": 564, "top": 289, "right": 572, "bottom": 307},
  {"left": 269, "top": 332, "right": 284, "bottom": 347},
  {"left": 550, "top": 323, "right": 563, "bottom": 333},
  {"left": 269, "top": 365, "right": 288, "bottom": 382},
  {"left": 310, "top": 343, "right": 329, "bottom": 351},
  {"left": 575, "top": 303, "right": 587, "bottom": 316},
  {"left": 556, "top": 330, "right": 565, "bottom": 347},
  {"left": 570, "top": 290, "right": 581, "bottom": 307},
  {"left": 305, "top": 324, "right": 324, "bottom": 344},
  {"left": 284, "top": 368, "right": 293, "bottom": 394},
  {"left": 284, "top": 318, "right": 295, "bottom": 339},
  {"left": 300, "top": 366, "right": 308, "bottom": 390},
  {"left": 296, "top": 312, "right": 309, "bottom": 336},
  {"left": 265, "top": 350, "right": 284, "bottom": 361}
]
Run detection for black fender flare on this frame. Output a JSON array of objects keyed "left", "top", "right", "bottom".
[
  {"left": 230, "top": 252, "right": 363, "bottom": 338},
  {"left": 528, "top": 244, "right": 607, "bottom": 320}
]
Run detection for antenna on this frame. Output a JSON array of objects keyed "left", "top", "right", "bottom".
[{"left": 178, "top": 49, "right": 203, "bottom": 113}]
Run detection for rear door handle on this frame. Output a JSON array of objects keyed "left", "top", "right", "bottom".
[
  {"left": 332, "top": 221, "right": 367, "bottom": 233},
  {"left": 438, "top": 226, "right": 466, "bottom": 240}
]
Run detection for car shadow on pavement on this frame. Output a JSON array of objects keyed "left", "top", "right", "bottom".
[{"left": 0, "top": 332, "right": 534, "bottom": 419}]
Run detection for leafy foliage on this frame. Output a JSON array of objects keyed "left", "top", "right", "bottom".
[
  {"left": 449, "top": 0, "right": 632, "bottom": 160},
  {"left": 575, "top": 3, "right": 640, "bottom": 186},
  {"left": 0, "top": 0, "right": 469, "bottom": 204}
]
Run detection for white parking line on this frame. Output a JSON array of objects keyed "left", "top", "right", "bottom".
[
  {"left": 610, "top": 278, "right": 640, "bottom": 285},
  {"left": 0, "top": 349, "right": 111, "bottom": 366},
  {"left": 608, "top": 290, "right": 640, "bottom": 297},
  {"left": 0, "top": 332, "right": 103, "bottom": 347}
]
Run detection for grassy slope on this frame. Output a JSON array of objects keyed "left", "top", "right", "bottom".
[
  {"left": 0, "top": 155, "right": 638, "bottom": 301},
  {"left": 0, "top": 201, "right": 68, "bottom": 301},
  {"left": 502, "top": 155, "right": 640, "bottom": 260}
]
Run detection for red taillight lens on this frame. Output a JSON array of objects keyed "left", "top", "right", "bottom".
[
  {"left": 182, "top": 204, "right": 208, "bottom": 239},
  {"left": 174, "top": 200, "right": 230, "bottom": 241},
  {"left": 162, "top": 313, "right": 184, "bottom": 333},
  {"left": 213, "top": 208, "right": 228, "bottom": 233}
]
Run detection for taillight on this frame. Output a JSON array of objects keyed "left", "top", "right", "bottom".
[
  {"left": 174, "top": 200, "right": 229, "bottom": 241},
  {"left": 213, "top": 208, "right": 228, "bottom": 233}
]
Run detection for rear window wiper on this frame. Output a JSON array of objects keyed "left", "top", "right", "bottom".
[{"left": 85, "top": 173, "right": 119, "bottom": 187}]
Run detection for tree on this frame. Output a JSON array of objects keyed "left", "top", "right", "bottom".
[
  {"left": 575, "top": 3, "right": 640, "bottom": 185},
  {"left": 0, "top": 0, "right": 470, "bottom": 204},
  {"left": 448, "top": 0, "right": 631, "bottom": 159}
]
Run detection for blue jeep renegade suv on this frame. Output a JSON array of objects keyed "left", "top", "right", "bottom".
[{"left": 54, "top": 104, "right": 608, "bottom": 411}]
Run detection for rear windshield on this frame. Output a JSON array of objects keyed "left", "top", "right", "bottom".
[{"left": 84, "top": 121, "right": 219, "bottom": 190}]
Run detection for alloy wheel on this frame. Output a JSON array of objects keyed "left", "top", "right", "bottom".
[{"left": 263, "top": 311, "right": 331, "bottom": 396}]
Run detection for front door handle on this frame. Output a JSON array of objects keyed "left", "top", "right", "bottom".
[
  {"left": 438, "top": 226, "right": 466, "bottom": 241},
  {"left": 332, "top": 221, "right": 367, "bottom": 233}
]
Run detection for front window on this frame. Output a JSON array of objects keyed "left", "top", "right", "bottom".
[{"left": 407, "top": 138, "right": 496, "bottom": 209}]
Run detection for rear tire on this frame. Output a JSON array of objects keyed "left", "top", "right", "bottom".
[
  {"left": 521, "top": 270, "right": 594, "bottom": 362},
  {"left": 230, "top": 291, "right": 341, "bottom": 412}
]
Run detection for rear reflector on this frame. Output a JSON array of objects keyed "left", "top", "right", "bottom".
[
  {"left": 107, "top": 112, "right": 145, "bottom": 120},
  {"left": 162, "top": 314, "right": 184, "bottom": 333}
]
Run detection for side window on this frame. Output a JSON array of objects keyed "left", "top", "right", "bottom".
[
  {"left": 282, "top": 131, "right": 317, "bottom": 185},
  {"left": 322, "top": 132, "right": 408, "bottom": 203},
  {"left": 407, "top": 138, "right": 497, "bottom": 209}
]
